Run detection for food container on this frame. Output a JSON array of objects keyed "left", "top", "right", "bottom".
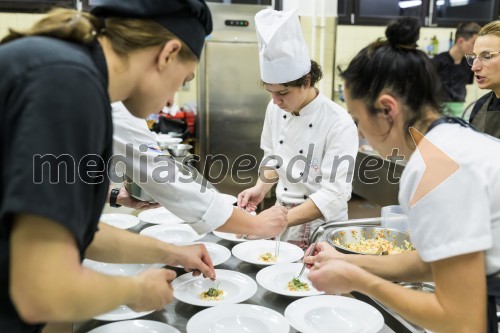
[
  {"left": 166, "top": 144, "right": 193, "bottom": 157},
  {"left": 124, "top": 176, "right": 156, "bottom": 203},
  {"left": 326, "top": 226, "right": 413, "bottom": 255}
]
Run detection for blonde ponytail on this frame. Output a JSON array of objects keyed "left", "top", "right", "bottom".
[{"left": 1, "top": 8, "right": 100, "bottom": 45}]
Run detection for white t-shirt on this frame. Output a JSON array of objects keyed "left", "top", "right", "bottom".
[
  {"left": 261, "top": 92, "right": 359, "bottom": 222},
  {"left": 111, "top": 102, "right": 233, "bottom": 234},
  {"left": 399, "top": 124, "right": 500, "bottom": 274}
]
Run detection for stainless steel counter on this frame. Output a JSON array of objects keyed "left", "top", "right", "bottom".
[{"left": 73, "top": 223, "right": 398, "bottom": 333}]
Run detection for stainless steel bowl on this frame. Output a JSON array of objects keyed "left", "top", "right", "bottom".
[
  {"left": 124, "top": 176, "right": 156, "bottom": 203},
  {"left": 326, "top": 226, "right": 413, "bottom": 255},
  {"left": 400, "top": 282, "right": 435, "bottom": 293},
  {"left": 166, "top": 144, "right": 192, "bottom": 157}
]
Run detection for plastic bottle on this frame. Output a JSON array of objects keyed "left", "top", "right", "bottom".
[{"left": 431, "top": 35, "right": 439, "bottom": 55}]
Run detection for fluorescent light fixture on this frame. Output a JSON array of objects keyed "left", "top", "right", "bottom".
[
  {"left": 450, "top": 0, "right": 469, "bottom": 6},
  {"left": 436, "top": 0, "right": 445, "bottom": 6},
  {"left": 398, "top": 0, "right": 422, "bottom": 9}
]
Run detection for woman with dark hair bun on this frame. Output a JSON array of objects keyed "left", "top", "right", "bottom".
[{"left": 305, "top": 17, "right": 500, "bottom": 333}]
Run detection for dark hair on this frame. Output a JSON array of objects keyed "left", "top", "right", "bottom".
[
  {"left": 386, "top": 16, "right": 420, "bottom": 48},
  {"left": 340, "top": 16, "right": 442, "bottom": 138},
  {"left": 455, "top": 21, "right": 481, "bottom": 43},
  {"left": 0, "top": 8, "right": 197, "bottom": 62},
  {"left": 261, "top": 60, "right": 323, "bottom": 88}
]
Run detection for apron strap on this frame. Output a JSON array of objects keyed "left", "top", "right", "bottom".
[
  {"left": 487, "top": 273, "right": 500, "bottom": 332},
  {"left": 426, "top": 116, "right": 479, "bottom": 134}
]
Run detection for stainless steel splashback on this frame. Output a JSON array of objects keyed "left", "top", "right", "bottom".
[{"left": 197, "top": 3, "right": 270, "bottom": 196}]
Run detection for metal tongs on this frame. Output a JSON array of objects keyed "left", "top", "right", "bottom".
[
  {"left": 274, "top": 233, "right": 281, "bottom": 258},
  {"left": 296, "top": 225, "right": 325, "bottom": 279}
]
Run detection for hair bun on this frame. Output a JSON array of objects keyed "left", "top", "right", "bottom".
[{"left": 385, "top": 17, "right": 420, "bottom": 47}]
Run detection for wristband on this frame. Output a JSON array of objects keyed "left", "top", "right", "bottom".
[{"left": 110, "top": 188, "right": 122, "bottom": 208}]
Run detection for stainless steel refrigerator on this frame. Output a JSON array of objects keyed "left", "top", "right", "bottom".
[{"left": 197, "top": 3, "right": 271, "bottom": 196}]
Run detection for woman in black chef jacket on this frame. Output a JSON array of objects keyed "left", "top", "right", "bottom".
[
  {"left": 468, "top": 20, "right": 500, "bottom": 139},
  {"left": 0, "top": 1, "right": 220, "bottom": 332},
  {"left": 304, "top": 18, "right": 500, "bottom": 332}
]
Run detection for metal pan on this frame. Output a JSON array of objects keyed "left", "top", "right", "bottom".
[{"left": 326, "top": 226, "right": 413, "bottom": 255}]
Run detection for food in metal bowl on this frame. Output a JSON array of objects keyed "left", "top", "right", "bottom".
[{"left": 326, "top": 226, "right": 414, "bottom": 255}]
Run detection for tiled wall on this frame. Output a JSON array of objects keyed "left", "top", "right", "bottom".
[{"left": 0, "top": 12, "right": 485, "bottom": 112}]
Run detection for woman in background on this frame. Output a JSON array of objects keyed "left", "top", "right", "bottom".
[
  {"left": 468, "top": 20, "right": 500, "bottom": 139},
  {"left": 305, "top": 17, "right": 500, "bottom": 332}
]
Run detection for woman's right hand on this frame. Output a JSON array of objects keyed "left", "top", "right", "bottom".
[
  {"left": 303, "top": 241, "right": 343, "bottom": 269},
  {"left": 128, "top": 268, "right": 177, "bottom": 312},
  {"left": 237, "top": 186, "right": 265, "bottom": 212}
]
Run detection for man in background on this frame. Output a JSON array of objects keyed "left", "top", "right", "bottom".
[{"left": 432, "top": 21, "right": 481, "bottom": 117}]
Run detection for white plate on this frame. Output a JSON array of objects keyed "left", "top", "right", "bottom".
[
  {"left": 256, "top": 263, "right": 324, "bottom": 297},
  {"left": 284, "top": 295, "right": 384, "bottom": 333},
  {"left": 213, "top": 231, "right": 250, "bottom": 243},
  {"left": 140, "top": 224, "right": 205, "bottom": 244},
  {"left": 88, "top": 320, "right": 180, "bottom": 333},
  {"left": 186, "top": 304, "right": 289, "bottom": 333},
  {"left": 172, "top": 269, "right": 257, "bottom": 307},
  {"left": 100, "top": 214, "right": 140, "bottom": 229},
  {"left": 188, "top": 242, "right": 231, "bottom": 267},
  {"left": 83, "top": 259, "right": 162, "bottom": 277},
  {"left": 93, "top": 305, "right": 154, "bottom": 321},
  {"left": 138, "top": 207, "right": 184, "bottom": 225},
  {"left": 231, "top": 240, "right": 304, "bottom": 266}
]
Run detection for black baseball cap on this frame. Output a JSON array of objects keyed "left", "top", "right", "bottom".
[{"left": 90, "top": 0, "right": 212, "bottom": 59}]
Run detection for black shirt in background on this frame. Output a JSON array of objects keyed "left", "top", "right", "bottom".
[
  {"left": 432, "top": 51, "right": 474, "bottom": 102},
  {"left": 0, "top": 36, "right": 112, "bottom": 333}
]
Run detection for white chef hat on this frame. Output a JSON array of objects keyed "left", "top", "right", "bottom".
[{"left": 255, "top": 8, "right": 311, "bottom": 84}]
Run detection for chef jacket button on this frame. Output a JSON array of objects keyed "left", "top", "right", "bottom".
[
  {"left": 279, "top": 140, "right": 283, "bottom": 144},
  {"left": 299, "top": 149, "right": 303, "bottom": 154},
  {"left": 303, "top": 195, "right": 308, "bottom": 199},
  {"left": 309, "top": 124, "right": 313, "bottom": 128},
  {"left": 283, "top": 115, "right": 287, "bottom": 119},
  {"left": 284, "top": 187, "right": 288, "bottom": 191},
  {"left": 300, "top": 172, "right": 303, "bottom": 176},
  {"left": 276, "top": 165, "right": 280, "bottom": 169}
]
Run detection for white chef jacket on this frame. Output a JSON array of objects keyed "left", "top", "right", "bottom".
[
  {"left": 261, "top": 92, "right": 359, "bottom": 240},
  {"left": 110, "top": 102, "right": 233, "bottom": 234},
  {"left": 399, "top": 124, "right": 500, "bottom": 275}
]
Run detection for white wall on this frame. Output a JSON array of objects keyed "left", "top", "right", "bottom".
[{"left": 0, "top": 11, "right": 484, "bottom": 110}]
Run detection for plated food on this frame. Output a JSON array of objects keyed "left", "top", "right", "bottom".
[
  {"left": 172, "top": 269, "right": 257, "bottom": 307},
  {"left": 287, "top": 277, "right": 310, "bottom": 292},
  {"left": 200, "top": 283, "right": 225, "bottom": 301},
  {"left": 256, "top": 263, "right": 323, "bottom": 297},
  {"left": 231, "top": 240, "right": 303, "bottom": 266},
  {"left": 258, "top": 252, "right": 277, "bottom": 263}
]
